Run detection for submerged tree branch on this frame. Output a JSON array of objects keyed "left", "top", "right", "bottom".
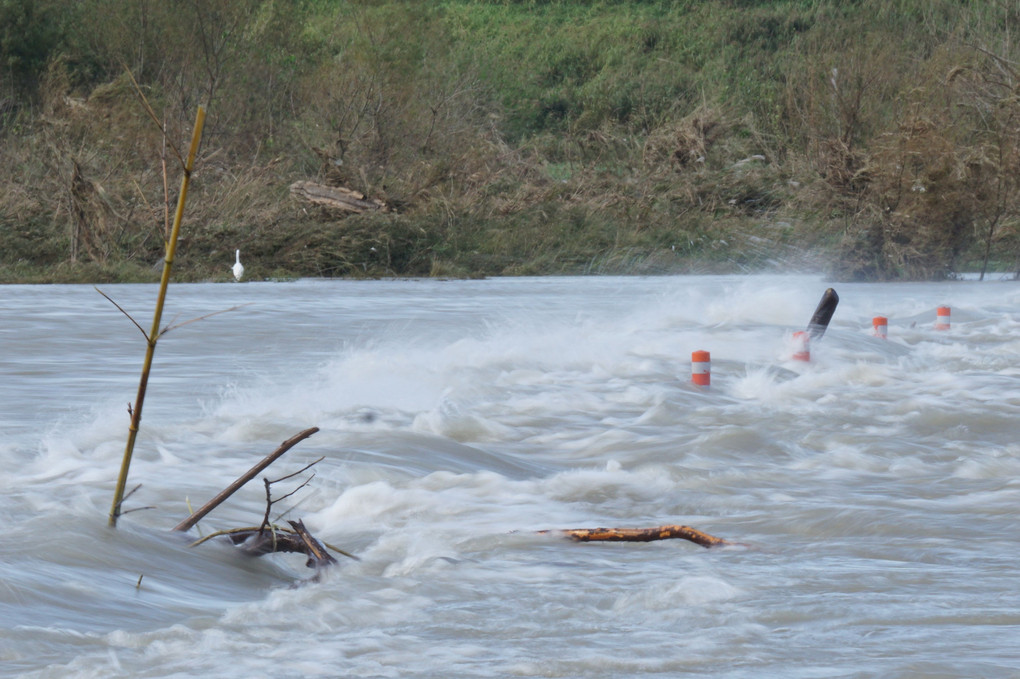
[
  {"left": 95, "top": 287, "right": 148, "bottom": 340},
  {"left": 172, "top": 426, "right": 320, "bottom": 533},
  {"left": 158, "top": 303, "right": 252, "bottom": 338},
  {"left": 191, "top": 524, "right": 359, "bottom": 563}
]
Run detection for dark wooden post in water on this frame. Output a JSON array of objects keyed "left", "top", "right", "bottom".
[{"left": 807, "top": 288, "right": 839, "bottom": 340}]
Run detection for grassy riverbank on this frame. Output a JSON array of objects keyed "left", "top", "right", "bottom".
[{"left": 2, "top": 0, "right": 1018, "bottom": 283}]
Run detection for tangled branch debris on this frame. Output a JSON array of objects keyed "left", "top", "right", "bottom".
[
  {"left": 173, "top": 427, "right": 353, "bottom": 572},
  {"left": 172, "top": 427, "right": 320, "bottom": 533},
  {"left": 229, "top": 520, "right": 340, "bottom": 569}
]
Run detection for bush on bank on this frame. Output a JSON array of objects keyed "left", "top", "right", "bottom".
[{"left": 1, "top": 0, "right": 1018, "bottom": 283}]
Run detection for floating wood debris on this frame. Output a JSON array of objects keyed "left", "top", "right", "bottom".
[
  {"left": 540, "top": 524, "right": 732, "bottom": 548},
  {"left": 173, "top": 426, "right": 355, "bottom": 572},
  {"left": 172, "top": 427, "right": 320, "bottom": 533},
  {"left": 175, "top": 427, "right": 737, "bottom": 574},
  {"left": 195, "top": 521, "right": 346, "bottom": 568},
  {"left": 289, "top": 180, "right": 387, "bottom": 213}
]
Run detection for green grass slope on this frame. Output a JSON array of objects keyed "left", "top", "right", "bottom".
[{"left": 1, "top": 0, "right": 1017, "bottom": 282}]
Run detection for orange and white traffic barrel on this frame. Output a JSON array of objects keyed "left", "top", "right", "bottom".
[
  {"left": 935, "top": 306, "right": 951, "bottom": 330},
  {"left": 792, "top": 331, "right": 810, "bottom": 361},
  {"left": 873, "top": 316, "right": 888, "bottom": 339},
  {"left": 691, "top": 350, "right": 711, "bottom": 386}
]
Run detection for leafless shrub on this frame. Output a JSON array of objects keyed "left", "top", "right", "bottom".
[{"left": 643, "top": 104, "right": 727, "bottom": 171}]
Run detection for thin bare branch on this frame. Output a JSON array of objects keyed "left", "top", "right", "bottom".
[
  {"left": 270, "top": 456, "right": 325, "bottom": 484},
  {"left": 111, "top": 483, "right": 145, "bottom": 517},
  {"left": 123, "top": 484, "right": 142, "bottom": 503},
  {"left": 120, "top": 64, "right": 186, "bottom": 169},
  {"left": 157, "top": 303, "right": 253, "bottom": 338},
  {"left": 272, "top": 473, "right": 316, "bottom": 505},
  {"left": 95, "top": 287, "right": 149, "bottom": 340},
  {"left": 271, "top": 491, "right": 311, "bottom": 525},
  {"left": 259, "top": 478, "right": 273, "bottom": 532},
  {"left": 257, "top": 456, "right": 324, "bottom": 530},
  {"left": 122, "top": 505, "right": 156, "bottom": 515},
  {"left": 172, "top": 427, "right": 320, "bottom": 533},
  {"left": 162, "top": 117, "right": 171, "bottom": 241}
]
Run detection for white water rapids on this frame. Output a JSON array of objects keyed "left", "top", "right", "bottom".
[{"left": 1, "top": 274, "right": 1018, "bottom": 677}]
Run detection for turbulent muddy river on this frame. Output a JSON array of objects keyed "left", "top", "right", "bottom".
[{"left": 1, "top": 274, "right": 1018, "bottom": 677}]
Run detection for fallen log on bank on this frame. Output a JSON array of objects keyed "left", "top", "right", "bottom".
[
  {"left": 541, "top": 524, "right": 732, "bottom": 548},
  {"left": 289, "top": 181, "right": 387, "bottom": 213}
]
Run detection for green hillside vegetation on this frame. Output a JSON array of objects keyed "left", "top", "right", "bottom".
[{"left": 2, "top": 0, "right": 1018, "bottom": 282}]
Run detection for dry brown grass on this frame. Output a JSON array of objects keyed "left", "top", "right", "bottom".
[{"left": 4, "top": 1, "right": 1020, "bottom": 281}]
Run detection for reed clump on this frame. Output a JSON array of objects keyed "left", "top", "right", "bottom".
[{"left": 2, "top": 0, "right": 1018, "bottom": 282}]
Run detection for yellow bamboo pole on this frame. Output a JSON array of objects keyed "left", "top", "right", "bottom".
[{"left": 109, "top": 106, "right": 206, "bottom": 527}]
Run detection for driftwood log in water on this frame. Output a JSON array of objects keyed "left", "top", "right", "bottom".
[
  {"left": 541, "top": 524, "right": 732, "bottom": 548},
  {"left": 285, "top": 519, "right": 339, "bottom": 567},
  {"left": 289, "top": 181, "right": 387, "bottom": 213}
]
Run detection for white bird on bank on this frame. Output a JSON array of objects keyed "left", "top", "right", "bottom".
[{"left": 232, "top": 249, "right": 244, "bottom": 281}]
